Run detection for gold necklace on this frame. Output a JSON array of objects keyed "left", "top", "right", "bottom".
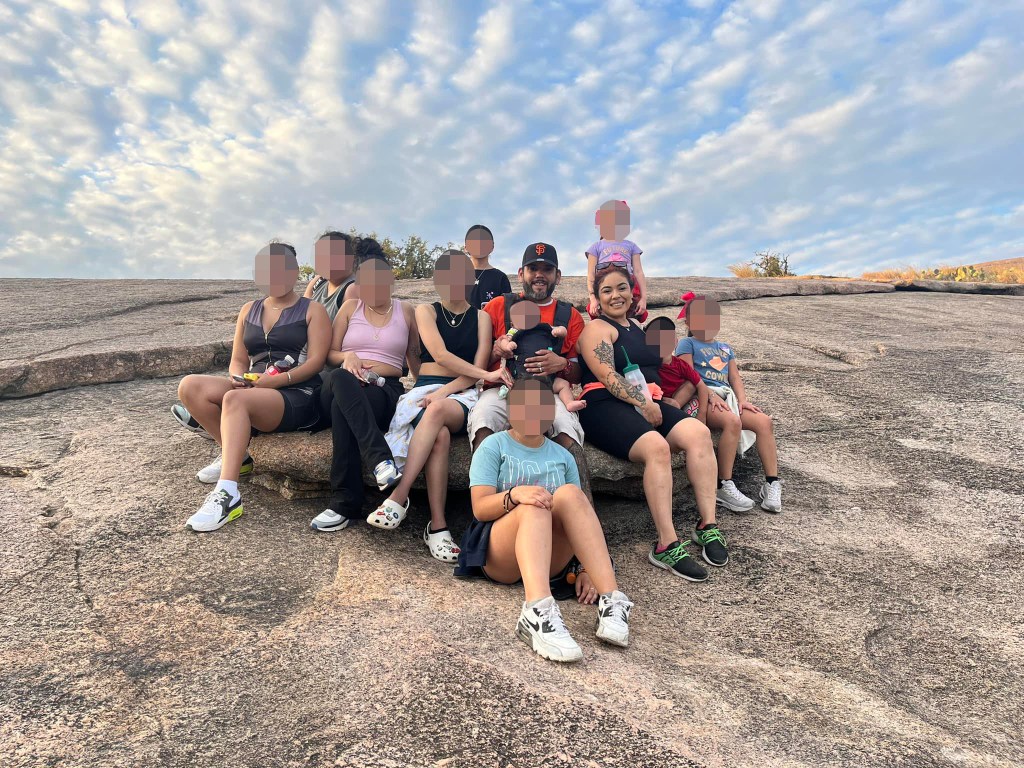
[
  {"left": 440, "top": 302, "right": 469, "bottom": 327},
  {"left": 365, "top": 301, "right": 393, "bottom": 340}
]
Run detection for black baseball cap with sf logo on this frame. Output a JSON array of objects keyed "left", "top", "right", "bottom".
[{"left": 522, "top": 242, "right": 558, "bottom": 269}]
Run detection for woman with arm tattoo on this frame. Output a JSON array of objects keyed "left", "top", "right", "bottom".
[{"left": 576, "top": 266, "right": 727, "bottom": 584}]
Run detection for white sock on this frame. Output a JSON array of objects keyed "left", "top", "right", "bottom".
[{"left": 215, "top": 480, "right": 239, "bottom": 501}]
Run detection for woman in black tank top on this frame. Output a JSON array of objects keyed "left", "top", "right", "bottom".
[
  {"left": 175, "top": 242, "right": 332, "bottom": 534},
  {"left": 368, "top": 250, "right": 512, "bottom": 563},
  {"left": 576, "top": 265, "right": 726, "bottom": 583}
]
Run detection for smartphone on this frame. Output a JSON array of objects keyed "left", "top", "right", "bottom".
[{"left": 231, "top": 374, "right": 254, "bottom": 387}]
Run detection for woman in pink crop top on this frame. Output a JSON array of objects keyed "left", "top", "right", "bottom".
[{"left": 310, "top": 253, "right": 421, "bottom": 532}]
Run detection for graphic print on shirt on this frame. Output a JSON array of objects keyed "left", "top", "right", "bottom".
[{"left": 498, "top": 458, "right": 565, "bottom": 493}]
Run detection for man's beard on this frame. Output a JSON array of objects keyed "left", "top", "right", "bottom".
[{"left": 521, "top": 279, "right": 555, "bottom": 301}]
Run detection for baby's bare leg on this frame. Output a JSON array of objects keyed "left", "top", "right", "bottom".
[{"left": 553, "top": 378, "right": 586, "bottom": 413}]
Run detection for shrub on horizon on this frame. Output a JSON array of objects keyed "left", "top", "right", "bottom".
[{"left": 729, "top": 249, "right": 796, "bottom": 278}]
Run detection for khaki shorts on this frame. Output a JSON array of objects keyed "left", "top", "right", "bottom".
[{"left": 467, "top": 385, "right": 585, "bottom": 447}]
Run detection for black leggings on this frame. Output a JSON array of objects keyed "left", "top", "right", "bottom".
[
  {"left": 578, "top": 394, "right": 690, "bottom": 460},
  {"left": 319, "top": 368, "right": 402, "bottom": 515}
]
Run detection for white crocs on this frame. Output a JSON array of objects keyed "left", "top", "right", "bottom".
[
  {"left": 423, "top": 523, "right": 461, "bottom": 563},
  {"left": 366, "top": 497, "right": 409, "bottom": 529}
]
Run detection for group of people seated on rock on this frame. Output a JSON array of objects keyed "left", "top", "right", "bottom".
[{"left": 172, "top": 205, "right": 783, "bottom": 664}]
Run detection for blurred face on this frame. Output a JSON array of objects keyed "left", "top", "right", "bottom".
[
  {"left": 433, "top": 252, "right": 474, "bottom": 302},
  {"left": 508, "top": 381, "right": 556, "bottom": 437},
  {"left": 508, "top": 300, "right": 540, "bottom": 330},
  {"left": 596, "top": 272, "right": 632, "bottom": 317},
  {"left": 519, "top": 262, "right": 558, "bottom": 301},
  {"left": 357, "top": 260, "right": 395, "bottom": 305},
  {"left": 688, "top": 298, "right": 721, "bottom": 341},
  {"left": 465, "top": 230, "right": 494, "bottom": 259},
  {"left": 645, "top": 323, "right": 678, "bottom": 358},
  {"left": 254, "top": 252, "right": 298, "bottom": 298},
  {"left": 597, "top": 201, "right": 630, "bottom": 241},
  {"left": 314, "top": 238, "right": 354, "bottom": 282}
]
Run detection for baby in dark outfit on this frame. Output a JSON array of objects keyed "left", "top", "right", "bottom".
[{"left": 501, "top": 301, "right": 586, "bottom": 413}]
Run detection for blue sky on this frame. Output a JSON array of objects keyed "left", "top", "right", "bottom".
[{"left": 1, "top": 0, "right": 1022, "bottom": 279}]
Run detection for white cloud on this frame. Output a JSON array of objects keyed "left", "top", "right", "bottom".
[
  {"left": 451, "top": 3, "right": 514, "bottom": 91},
  {"left": 0, "top": 0, "right": 1022, "bottom": 279}
]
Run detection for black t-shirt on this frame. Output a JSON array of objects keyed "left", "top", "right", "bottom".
[{"left": 470, "top": 268, "right": 512, "bottom": 310}]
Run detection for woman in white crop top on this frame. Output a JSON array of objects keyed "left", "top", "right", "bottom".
[{"left": 310, "top": 253, "right": 421, "bottom": 532}]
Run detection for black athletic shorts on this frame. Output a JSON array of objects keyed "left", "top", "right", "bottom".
[
  {"left": 578, "top": 394, "right": 690, "bottom": 460},
  {"left": 271, "top": 383, "right": 322, "bottom": 433}
]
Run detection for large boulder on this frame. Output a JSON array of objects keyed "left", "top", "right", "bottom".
[{"left": 247, "top": 428, "right": 689, "bottom": 501}]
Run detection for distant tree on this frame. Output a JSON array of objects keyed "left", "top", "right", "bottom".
[
  {"left": 299, "top": 228, "right": 456, "bottom": 281},
  {"left": 729, "top": 249, "right": 796, "bottom": 278}
]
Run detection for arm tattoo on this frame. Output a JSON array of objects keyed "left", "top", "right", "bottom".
[
  {"left": 606, "top": 373, "right": 648, "bottom": 406},
  {"left": 593, "top": 340, "right": 646, "bottom": 406}
]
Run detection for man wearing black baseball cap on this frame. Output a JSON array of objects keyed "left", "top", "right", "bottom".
[{"left": 467, "top": 242, "right": 591, "bottom": 491}]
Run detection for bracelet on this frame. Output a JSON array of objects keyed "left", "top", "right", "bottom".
[
  {"left": 503, "top": 488, "right": 518, "bottom": 513},
  {"left": 286, "top": 371, "right": 293, "bottom": 383}
]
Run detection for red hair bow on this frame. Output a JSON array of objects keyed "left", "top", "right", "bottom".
[{"left": 677, "top": 291, "right": 696, "bottom": 319}]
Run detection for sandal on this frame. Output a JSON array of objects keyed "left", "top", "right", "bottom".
[
  {"left": 423, "top": 523, "right": 461, "bottom": 563},
  {"left": 366, "top": 498, "right": 409, "bottom": 529}
]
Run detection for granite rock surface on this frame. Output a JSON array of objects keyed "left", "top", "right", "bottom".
[
  {"left": 0, "top": 277, "right": 892, "bottom": 398},
  {"left": 2, "top": 289, "right": 1023, "bottom": 767}
]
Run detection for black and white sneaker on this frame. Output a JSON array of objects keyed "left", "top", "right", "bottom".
[
  {"left": 186, "top": 490, "right": 243, "bottom": 532},
  {"left": 309, "top": 509, "right": 352, "bottom": 532},
  {"left": 171, "top": 404, "right": 213, "bottom": 440},
  {"left": 515, "top": 596, "right": 583, "bottom": 663},
  {"left": 373, "top": 459, "right": 402, "bottom": 491},
  {"left": 596, "top": 590, "right": 633, "bottom": 648}
]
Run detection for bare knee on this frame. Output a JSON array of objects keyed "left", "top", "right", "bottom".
[
  {"left": 515, "top": 503, "right": 552, "bottom": 523},
  {"left": 552, "top": 484, "right": 588, "bottom": 508},
  {"left": 722, "top": 413, "right": 742, "bottom": 433},
  {"left": 178, "top": 374, "right": 202, "bottom": 403},
  {"left": 422, "top": 401, "right": 448, "bottom": 424},
  {"left": 221, "top": 389, "right": 247, "bottom": 413},
  {"left": 638, "top": 435, "right": 671, "bottom": 465}
]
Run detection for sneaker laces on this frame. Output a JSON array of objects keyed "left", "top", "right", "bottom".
[
  {"left": 603, "top": 594, "right": 631, "bottom": 623},
  {"left": 698, "top": 526, "right": 728, "bottom": 546},
  {"left": 657, "top": 542, "right": 690, "bottom": 566},
  {"left": 535, "top": 600, "right": 569, "bottom": 635},
  {"left": 202, "top": 489, "right": 230, "bottom": 507}
]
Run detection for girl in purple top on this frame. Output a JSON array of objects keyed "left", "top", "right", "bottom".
[{"left": 585, "top": 200, "right": 649, "bottom": 322}]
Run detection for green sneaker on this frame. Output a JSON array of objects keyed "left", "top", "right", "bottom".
[
  {"left": 691, "top": 523, "right": 729, "bottom": 567},
  {"left": 648, "top": 541, "right": 708, "bottom": 582}
]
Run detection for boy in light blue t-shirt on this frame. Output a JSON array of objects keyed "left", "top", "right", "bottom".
[{"left": 677, "top": 294, "right": 783, "bottom": 516}]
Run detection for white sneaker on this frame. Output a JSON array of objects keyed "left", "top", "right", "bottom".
[
  {"left": 310, "top": 509, "right": 352, "bottom": 532},
  {"left": 515, "top": 596, "right": 583, "bottom": 663},
  {"left": 759, "top": 480, "right": 783, "bottom": 513},
  {"left": 373, "top": 460, "right": 402, "bottom": 491},
  {"left": 716, "top": 479, "right": 755, "bottom": 512},
  {"left": 196, "top": 455, "right": 253, "bottom": 484},
  {"left": 423, "top": 523, "right": 461, "bottom": 563},
  {"left": 595, "top": 590, "right": 633, "bottom": 648},
  {"left": 186, "top": 489, "right": 243, "bottom": 532}
]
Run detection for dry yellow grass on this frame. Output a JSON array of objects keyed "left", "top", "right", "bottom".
[
  {"left": 862, "top": 258, "right": 1024, "bottom": 284},
  {"left": 727, "top": 262, "right": 760, "bottom": 278}
]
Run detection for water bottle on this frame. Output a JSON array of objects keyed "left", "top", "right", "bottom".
[
  {"left": 266, "top": 355, "right": 296, "bottom": 376},
  {"left": 363, "top": 370, "right": 387, "bottom": 387},
  {"left": 621, "top": 349, "right": 652, "bottom": 415}
]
